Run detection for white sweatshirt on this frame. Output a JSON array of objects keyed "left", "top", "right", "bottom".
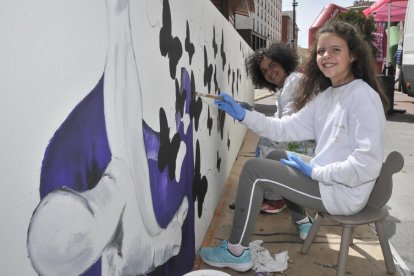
[
  {"left": 243, "top": 79, "right": 386, "bottom": 215},
  {"left": 276, "top": 71, "right": 303, "bottom": 118}
]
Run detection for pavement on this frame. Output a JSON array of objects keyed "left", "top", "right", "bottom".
[
  {"left": 193, "top": 89, "right": 414, "bottom": 275},
  {"left": 383, "top": 91, "right": 414, "bottom": 276}
]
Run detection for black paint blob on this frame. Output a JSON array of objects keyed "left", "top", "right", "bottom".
[
  {"left": 203, "top": 46, "right": 213, "bottom": 93},
  {"left": 212, "top": 26, "right": 218, "bottom": 58},
  {"left": 216, "top": 151, "right": 221, "bottom": 172},
  {"left": 189, "top": 71, "right": 202, "bottom": 131},
  {"left": 159, "top": 0, "right": 183, "bottom": 79},
  {"left": 185, "top": 21, "right": 195, "bottom": 64},
  {"left": 158, "top": 108, "right": 180, "bottom": 180},
  {"left": 207, "top": 106, "right": 213, "bottom": 136},
  {"left": 193, "top": 140, "right": 208, "bottom": 218},
  {"left": 220, "top": 30, "right": 227, "bottom": 70}
]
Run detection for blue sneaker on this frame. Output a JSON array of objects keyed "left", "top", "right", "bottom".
[
  {"left": 199, "top": 240, "right": 253, "bottom": 272},
  {"left": 296, "top": 217, "right": 313, "bottom": 240}
]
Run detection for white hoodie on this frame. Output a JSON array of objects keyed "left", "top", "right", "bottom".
[
  {"left": 276, "top": 71, "right": 303, "bottom": 118},
  {"left": 243, "top": 79, "right": 386, "bottom": 215}
]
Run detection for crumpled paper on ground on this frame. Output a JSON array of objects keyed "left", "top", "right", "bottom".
[{"left": 249, "top": 240, "right": 289, "bottom": 272}]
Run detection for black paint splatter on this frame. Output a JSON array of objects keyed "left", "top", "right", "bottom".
[
  {"left": 193, "top": 140, "right": 208, "bottom": 218},
  {"left": 236, "top": 68, "right": 240, "bottom": 93},
  {"left": 189, "top": 71, "right": 202, "bottom": 131},
  {"left": 203, "top": 46, "right": 213, "bottom": 93},
  {"left": 221, "top": 29, "right": 227, "bottom": 70},
  {"left": 217, "top": 109, "right": 226, "bottom": 140},
  {"left": 207, "top": 106, "right": 213, "bottom": 136},
  {"left": 227, "top": 132, "right": 231, "bottom": 150},
  {"left": 212, "top": 26, "right": 218, "bottom": 58},
  {"left": 159, "top": 0, "right": 182, "bottom": 79},
  {"left": 185, "top": 21, "right": 195, "bottom": 64},
  {"left": 216, "top": 151, "right": 221, "bottom": 172},
  {"left": 158, "top": 108, "right": 180, "bottom": 180},
  {"left": 232, "top": 70, "right": 235, "bottom": 96},
  {"left": 227, "top": 65, "right": 231, "bottom": 83},
  {"left": 213, "top": 65, "right": 218, "bottom": 93}
]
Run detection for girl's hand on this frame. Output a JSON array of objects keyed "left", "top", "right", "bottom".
[
  {"left": 281, "top": 152, "right": 313, "bottom": 178},
  {"left": 214, "top": 93, "right": 246, "bottom": 121}
]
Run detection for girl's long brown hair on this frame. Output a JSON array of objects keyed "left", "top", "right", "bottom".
[{"left": 294, "top": 20, "right": 389, "bottom": 112}]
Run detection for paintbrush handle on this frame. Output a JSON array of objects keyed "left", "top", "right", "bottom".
[
  {"left": 194, "top": 91, "right": 253, "bottom": 110},
  {"left": 193, "top": 92, "right": 223, "bottom": 100}
]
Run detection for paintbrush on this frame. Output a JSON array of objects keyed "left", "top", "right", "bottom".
[
  {"left": 193, "top": 91, "right": 224, "bottom": 101},
  {"left": 192, "top": 91, "right": 254, "bottom": 110}
]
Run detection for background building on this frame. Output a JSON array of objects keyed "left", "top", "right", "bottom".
[
  {"left": 233, "top": 0, "right": 283, "bottom": 50},
  {"left": 211, "top": 0, "right": 300, "bottom": 51},
  {"left": 281, "top": 11, "right": 298, "bottom": 48}
]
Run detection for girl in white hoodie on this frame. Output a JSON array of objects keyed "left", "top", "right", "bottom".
[
  {"left": 245, "top": 43, "right": 315, "bottom": 214},
  {"left": 199, "top": 20, "right": 390, "bottom": 272}
]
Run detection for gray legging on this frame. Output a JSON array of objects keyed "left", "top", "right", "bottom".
[{"left": 229, "top": 149, "right": 329, "bottom": 247}]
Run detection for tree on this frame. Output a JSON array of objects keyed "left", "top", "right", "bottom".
[{"left": 336, "top": 9, "right": 377, "bottom": 55}]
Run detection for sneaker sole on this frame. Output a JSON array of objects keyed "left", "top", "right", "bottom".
[
  {"left": 261, "top": 205, "right": 287, "bottom": 214},
  {"left": 200, "top": 257, "right": 253, "bottom": 272}
]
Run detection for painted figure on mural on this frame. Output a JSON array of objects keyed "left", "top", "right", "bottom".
[{"left": 27, "top": 0, "right": 192, "bottom": 275}]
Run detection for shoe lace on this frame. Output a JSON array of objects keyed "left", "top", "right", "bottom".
[{"left": 219, "top": 240, "right": 228, "bottom": 251}]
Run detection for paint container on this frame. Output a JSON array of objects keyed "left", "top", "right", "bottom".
[{"left": 183, "top": 269, "right": 231, "bottom": 276}]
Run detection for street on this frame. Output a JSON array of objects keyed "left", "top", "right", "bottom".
[{"left": 384, "top": 92, "right": 414, "bottom": 275}]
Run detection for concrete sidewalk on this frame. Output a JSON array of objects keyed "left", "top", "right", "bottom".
[{"left": 194, "top": 90, "right": 414, "bottom": 275}]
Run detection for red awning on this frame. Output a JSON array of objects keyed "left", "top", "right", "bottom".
[
  {"left": 363, "top": 0, "right": 408, "bottom": 22},
  {"left": 308, "top": 4, "right": 348, "bottom": 48}
]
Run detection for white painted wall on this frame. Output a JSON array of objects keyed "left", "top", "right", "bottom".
[
  {"left": 0, "top": 0, "right": 253, "bottom": 274},
  {"left": 0, "top": 1, "right": 107, "bottom": 274}
]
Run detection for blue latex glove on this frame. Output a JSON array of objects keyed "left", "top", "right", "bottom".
[
  {"left": 214, "top": 93, "right": 246, "bottom": 121},
  {"left": 281, "top": 152, "right": 313, "bottom": 178}
]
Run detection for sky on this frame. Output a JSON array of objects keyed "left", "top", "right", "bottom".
[{"left": 282, "top": 0, "right": 356, "bottom": 48}]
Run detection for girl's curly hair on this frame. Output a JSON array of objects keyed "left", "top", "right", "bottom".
[{"left": 246, "top": 43, "right": 299, "bottom": 91}]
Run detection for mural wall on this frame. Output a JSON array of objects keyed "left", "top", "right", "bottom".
[{"left": 0, "top": 0, "right": 253, "bottom": 275}]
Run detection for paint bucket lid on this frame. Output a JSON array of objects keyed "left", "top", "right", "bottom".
[{"left": 183, "top": 269, "right": 231, "bottom": 276}]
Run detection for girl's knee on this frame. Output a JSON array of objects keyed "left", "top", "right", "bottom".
[
  {"left": 242, "top": 158, "right": 263, "bottom": 173},
  {"left": 241, "top": 159, "right": 259, "bottom": 176},
  {"left": 265, "top": 149, "right": 287, "bottom": 161},
  {"left": 240, "top": 159, "right": 264, "bottom": 182}
]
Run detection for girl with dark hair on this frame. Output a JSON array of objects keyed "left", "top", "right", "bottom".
[
  {"left": 199, "top": 20, "right": 389, "bottom": 272},
  {"left": 245, "top": 43, "right": 315, "bottom": 214},
  {"left": 246, "top": 43, "right": 299, "bottom": 92}
]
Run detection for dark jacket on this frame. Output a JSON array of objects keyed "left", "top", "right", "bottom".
[{"left": 395, "top": 49, "right": 403, "bottom": 65}]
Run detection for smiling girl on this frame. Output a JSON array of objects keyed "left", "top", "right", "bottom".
[{"left": 199, "top": 20, "right": 389, "bottom": 272}]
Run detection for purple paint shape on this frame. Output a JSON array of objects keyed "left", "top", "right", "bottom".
[
  {"left": 39, "top": 74, "right": 110, "bottom": 275},
  {"left": 144, "top": 68, "right": 196, "bottom": 275}
]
